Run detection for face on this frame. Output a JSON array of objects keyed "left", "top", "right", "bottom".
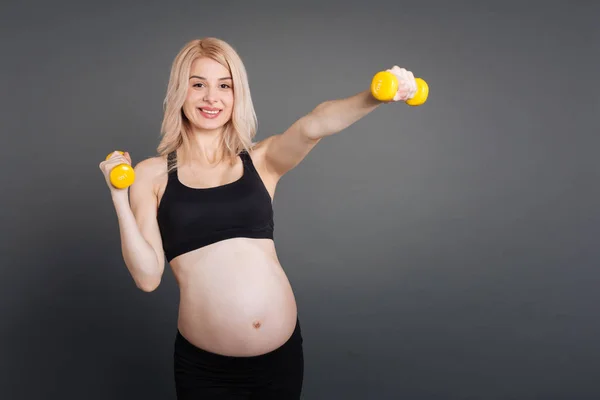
[{"left": 182, "top": 57, "right": 234, "bottom": 133}]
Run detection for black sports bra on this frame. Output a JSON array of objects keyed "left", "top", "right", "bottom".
[{"left": 156, "top": 150, "right": 274, "bottom": 262}]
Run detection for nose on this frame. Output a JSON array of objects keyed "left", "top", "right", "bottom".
[{"left": 203, "top": 86, "right": 219, "bottom": 103}]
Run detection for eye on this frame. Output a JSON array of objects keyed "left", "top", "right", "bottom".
[
  {"left": 193, "top": 83, "right": 204, "bottom": 88},
  {"left": 220, "top": 83, "right": 231, "bottom": 89}
]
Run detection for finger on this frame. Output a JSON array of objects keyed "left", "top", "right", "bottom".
[
  {"left": 406, "top": 70, "right": 416, "bottom": 98},
  {"left": 114, "top": 153, "right": 129, "bottom": 163},
  {"left": 396, "top": 68, "right": 414, "bottom": 100},
  {"left": 388, "top": 66, "right": 416, "bottom": 101},
  {"left": 105, "top": 156, "right": 126, "bottom": 165},
  {"left": 390, "top": 66, "right": 406, "bottom": 81},
  {"left": 401, "top": 68, "right": 411, "bottom": 99},
  {"left": 100, "top": 163, "right": 111, "bottom": 174},
  {"left": 103, "top": 158, "right": 128, "bottom": 171},
  {"left": 401, "top": 74, "right": 412, "bottom": 100},
  {"left": 394, "top": 87, "right": 408, "bottom": 102},
  {"left": 107, "top": 151, "right": 127, "bottom": 162},
  {"left": 389, "top": 66, "right": 404, "bottom": 80}
]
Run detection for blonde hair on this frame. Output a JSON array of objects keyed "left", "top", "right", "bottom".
[{"left": 157, "top": 37, "right": 258, "bottom": 168}]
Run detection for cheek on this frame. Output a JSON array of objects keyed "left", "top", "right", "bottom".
[
  {"left": 182, "top": 101, "right": 195, "bottom": 120},
  {"left": 183, "top": 94, "right": 194, "bottom": 111},
  {"left": 224, "top": 93, "right": 235, "bottom": 111},
  {"left": 183, "top": 92, "right": 201, "bottom": 115},
  {"left": 184, "top": 88, "right": 195, "bottom": 102}
]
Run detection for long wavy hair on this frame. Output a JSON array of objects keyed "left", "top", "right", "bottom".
[{"left": 157, "top": 38, "right": 258, "bottom": 169}]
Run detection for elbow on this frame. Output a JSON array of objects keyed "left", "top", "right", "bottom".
[
  {"left": 304, "top": 102, "right": 336, "bottom": 140},
  {"left": 135, "top": 274, "right": 162, "bottom": 292},
  {"left": 124, "top": 253, "right": 164, "bottom": 292},
  {"left": 299, "top": 103, "right": 331, "bottom": 141},
  {"left": 136, "top": 281, "right": 160, "bottom": 293}
]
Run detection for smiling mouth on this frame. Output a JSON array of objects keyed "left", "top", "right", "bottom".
[{"left": 198, "top": 108, "right": 222, "bottom": 119}]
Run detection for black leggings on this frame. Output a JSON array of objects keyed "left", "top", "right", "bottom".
[{"left": 174, "top": 318, "right": 304, "bottom": 399}]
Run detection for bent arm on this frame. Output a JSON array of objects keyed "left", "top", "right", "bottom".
[{"left": 112, "top": 160, "right": 165, "bottom": 292}]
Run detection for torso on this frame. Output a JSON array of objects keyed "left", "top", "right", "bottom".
[
  {"left": 151, "top": 144, "right": 297, "bottom": 357},
  {"left": 172, "top": 238, "right": 297, "bottom": 356}
]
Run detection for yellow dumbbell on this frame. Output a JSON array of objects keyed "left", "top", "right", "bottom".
[
  {"left": 370, "top": 70, "right": 429, "bottom": 106},
  {"left": 105, "top": 151, "right": 135, "bottom": 189}
]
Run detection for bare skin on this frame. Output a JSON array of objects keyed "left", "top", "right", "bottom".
[
  {"left": 139, "top": 143, "right": 298, "bottom": 357},
  {"left": 99, "top": 55, "right": 416, "bottom": 357}
]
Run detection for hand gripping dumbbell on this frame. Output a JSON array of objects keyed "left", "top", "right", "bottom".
[
  {"left": 370, "top": 70, "right": 429, "bottom": 105},
  {"left": 105, "top": 151, "right": 135, "bottom": 189}
]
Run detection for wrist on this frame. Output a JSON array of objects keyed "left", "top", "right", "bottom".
[{"left": 111, "top": 190, "right": 129, "bottom": 205}]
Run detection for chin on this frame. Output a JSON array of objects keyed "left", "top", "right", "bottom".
[
  {"left": 187, "top": 115, "right": 230, "bottom": 132},
  {"left": 197, "top": 122, "right": 227, "bottom": 131}
]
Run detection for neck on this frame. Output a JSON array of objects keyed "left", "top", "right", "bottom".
[{"left": 188, "top": 127, "right": 226, "bottom": 165}]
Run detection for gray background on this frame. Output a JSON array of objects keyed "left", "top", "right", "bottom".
[{"left": 2, "top": 0, "right": 599, "bottom": 399}]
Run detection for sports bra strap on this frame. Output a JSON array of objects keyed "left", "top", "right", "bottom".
[
  {"left": 167, "top": 151, "right": 177, "bottom": 169},
  {"left": 166, "top": 149, "right": 253, "bottom": 177},
  {"left": 165, "top": 151, "right": 178, "bottom": 180}
]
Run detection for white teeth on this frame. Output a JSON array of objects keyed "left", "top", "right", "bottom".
[{"left": 201, "top": 109, "right": 220, "bottom": 114}]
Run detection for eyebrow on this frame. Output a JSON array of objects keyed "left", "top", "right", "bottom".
[{"left": 189, "top": 75, "right": 232, "bottom": 80}]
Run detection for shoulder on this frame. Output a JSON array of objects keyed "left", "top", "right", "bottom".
[
  {"left": 246, "top": 136, "right": 275, "bottom": 164},
  {"left": 245, "top": 138, "right": 272, "bottom": 171},
  {"left": 135, "top": 155, "right": 168, "bottom": 174},
  {"left": 133, "top": 155, "right": 169, "bottom": 189}
]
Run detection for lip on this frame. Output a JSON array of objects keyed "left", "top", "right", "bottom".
[{"left": 198, "top": 107, "right": 222, "bottom": 119}]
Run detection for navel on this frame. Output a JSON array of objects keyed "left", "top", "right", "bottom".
[{"left": 252, "top": 320, "right": 262, "bottom": 329}]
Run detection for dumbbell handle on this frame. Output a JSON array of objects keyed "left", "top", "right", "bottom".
[
  {"left": 106, "top": 151, "right": 135, "bottom": 189},
  {"left": 370, "top": 71, "right": 429, "bottom": 106}
]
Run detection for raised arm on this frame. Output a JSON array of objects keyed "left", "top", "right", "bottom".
[{"left": 261, "top": 66, "right": 418, "bottom": 178}]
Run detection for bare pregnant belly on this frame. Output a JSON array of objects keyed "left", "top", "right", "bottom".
[{"left": 171, "top": 238, "right": 298, "bottom": 357}]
